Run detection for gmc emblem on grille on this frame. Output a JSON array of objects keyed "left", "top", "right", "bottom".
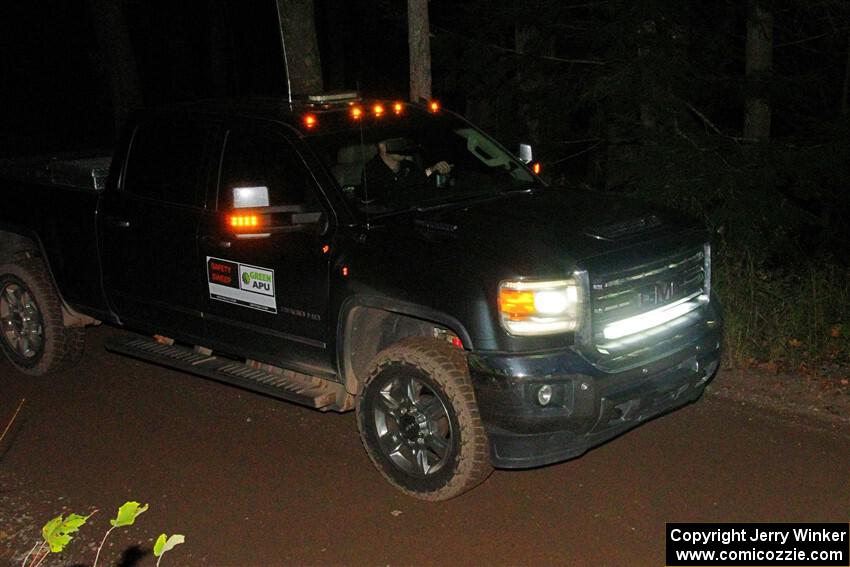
[{"left": 639, "top": 281, "right": 675, "bottom": 306}]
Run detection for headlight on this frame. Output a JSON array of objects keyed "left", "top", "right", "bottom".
[{"left": 498, "top": 278, "right": 580, "bottom": 336}]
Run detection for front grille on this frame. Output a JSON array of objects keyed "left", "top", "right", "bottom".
[{"left": 585, "top": 245, "right": 708, "bottom": 370}]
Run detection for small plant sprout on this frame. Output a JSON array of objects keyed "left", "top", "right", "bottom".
[
  {"left": 92, "top": 501, "right": 149, "bottom": 567},
  {"left": 23, "top": 511, "right": 94, "bottom": 567},
  {"left": 154, "top": 533, "right": 186, "bottom": 567},
  {"left": 22, "top": 500, "right": 184, "bottom": 566}
]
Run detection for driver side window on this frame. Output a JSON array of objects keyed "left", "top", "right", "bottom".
[{"left": 218, "top": 125, "right": 321, "bottom": 213}]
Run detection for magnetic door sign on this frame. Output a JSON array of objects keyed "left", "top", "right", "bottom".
[{"left": 207, "top": 257, "right": 277, "bottom": 313}]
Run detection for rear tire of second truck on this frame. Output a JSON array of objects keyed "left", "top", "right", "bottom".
[{"left": 0, "top": 259, "right": 85, "bottom": 375}]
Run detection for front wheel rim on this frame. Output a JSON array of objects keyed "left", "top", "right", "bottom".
[
  {"left": 372, "top": 374, "right": 454, "bottom": 478},
  {"left": 0, "top": 282, "right": 44, "bottom": 360}
]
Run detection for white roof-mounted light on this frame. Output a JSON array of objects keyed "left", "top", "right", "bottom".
[{"left": 304, "top": 92, "right": 360, "bottom": 103}]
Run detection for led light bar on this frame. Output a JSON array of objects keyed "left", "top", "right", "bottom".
[{"left": 602, "top": 291, "right": 705, "bottom": 340}]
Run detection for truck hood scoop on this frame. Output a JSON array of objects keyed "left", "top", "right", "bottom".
[{"left": 584, "top": 215, "right": 662, "bottom": 241}]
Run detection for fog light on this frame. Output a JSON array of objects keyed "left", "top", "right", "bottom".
[{"left": 537, "top": 384, "right": 553, "bottom": 406}]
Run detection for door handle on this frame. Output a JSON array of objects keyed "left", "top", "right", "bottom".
[
  {"left": 201, "top": 235, "right": 232, "bottom": 249},
  {"left": 104, "top": 217, "right": 130, "bottom": 228}
]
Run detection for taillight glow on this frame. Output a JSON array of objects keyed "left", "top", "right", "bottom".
[
  {"left": 450, "top": 336, "right": 464, "bottom": 348},
  {"left": 428, "top": 100, "right": 440, "bottom": 112},
  {"left": 229, "top": 215, "right": 260, "bottom": 228},
  {"left": 303, "top": 114, "right": 317, "bottom": 129}
]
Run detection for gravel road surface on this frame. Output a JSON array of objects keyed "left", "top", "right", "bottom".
[{"left": 2, "top": 327, "right": 848, "bottom": 566}]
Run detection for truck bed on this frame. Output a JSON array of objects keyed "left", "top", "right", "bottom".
[
  {"left": 0, "top": 155, "right": 112, "bottom": 321},
  {"left": 0, "top": 151, "right": 111, "bottom": 191}
]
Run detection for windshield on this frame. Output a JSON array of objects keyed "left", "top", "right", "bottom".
[{"left": 304, "top": 110, "right": 536, "bottom": 217}]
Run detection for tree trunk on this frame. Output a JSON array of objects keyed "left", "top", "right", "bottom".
[
  {"left": 275, "top": 0, "right": 323, "bottom": 95},
  {"left": 636, "top": 19, "right": 658, "bottom": 130},
  {"left": 209, "top": 0, "right": 235, "bottom": 97},
  {"left": 744, "top": 0, "right": 773, "bottom": 140},
  {"left": 408, "top": 0, "right": 432, "bottom": 103},
  {"left": 842, "top": 34, "right": 850, "bottom": 115},
  {"left": 323, "top": 0, "right": 347, "bottom": 91},
  {"left": 515, "top": 23, "right": 554, "bottom": 145},
  {"left": 85, "top": 0, "right": 143, "bottom": 133}
]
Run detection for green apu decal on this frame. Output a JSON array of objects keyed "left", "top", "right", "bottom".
[{"left": 243, "top": 271, "right": 271, "bottom": 285}]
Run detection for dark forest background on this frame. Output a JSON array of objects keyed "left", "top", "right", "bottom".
[{"left": 1, "top": 0, "right": 848, "bottom": 369}]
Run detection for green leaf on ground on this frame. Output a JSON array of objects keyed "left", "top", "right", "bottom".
[
  {"left": 42, "top": 512, "right": 91, "bottom": 552},
  {"left": 153, "top": 533, "right": 186, "bottom": 557},
  {"left": 109, "top": 501, "right": 149, "bottom": 528}
]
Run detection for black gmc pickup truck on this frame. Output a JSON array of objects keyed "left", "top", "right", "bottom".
[{"left": 0, "top": 94, "right": 722, "bottom": 500}]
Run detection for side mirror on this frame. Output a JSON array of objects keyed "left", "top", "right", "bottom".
[
  {"left": 518, "top": 143, "right": 533, "bottom": 164},
  {"left": 227, "top": 185, "right": 327, "bottom": 236},
  {"left": 292, "top": 211, "right": 324, "bottom": 225},
  {"left": 232, "top": 185, "right": 270, "bottom": 209},
  {"left": 293, "top": 210, "right": 328, "bottom": 234}
]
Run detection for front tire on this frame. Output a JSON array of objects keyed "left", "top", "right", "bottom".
[
  {"left": 0, "top": 259, "right": 85, "bottom": 375},
  {"left": 357, "top": 337, "right": 492, "bottom": 501}
]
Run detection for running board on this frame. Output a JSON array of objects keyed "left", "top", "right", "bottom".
[{"left": 106, "top": 334, "right": 344, "bottom": 411}]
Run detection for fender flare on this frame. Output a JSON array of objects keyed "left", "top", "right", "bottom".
[
  {"left": 0, "top": 223, "right": 98, "bottom": 326},
  {"left": 336, "top": 295, "right": 475, "bottom": 394}
]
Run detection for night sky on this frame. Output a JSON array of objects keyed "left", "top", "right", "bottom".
[{"left": 0, "top": 0, "right": 414, "bottom": 155}]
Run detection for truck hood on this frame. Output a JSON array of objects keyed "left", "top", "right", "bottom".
[{"left": 373, "top": 187, "right": 704, "bottom": 273}]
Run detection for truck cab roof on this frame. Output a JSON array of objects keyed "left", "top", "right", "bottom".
[{"left": 147, "top": 93, "right": 434, "bottom": 135}]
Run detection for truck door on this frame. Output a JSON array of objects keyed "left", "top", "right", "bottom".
[
  {"left": 99, "top": 117, "right": 216, "bottom": 342},
  {"left": 197, "top": 122, "right": 334, "bottom": 377}
]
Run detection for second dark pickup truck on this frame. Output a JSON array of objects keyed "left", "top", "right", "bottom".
[{"left": 0, "top": 94, "right": 722, "bottom": 500}]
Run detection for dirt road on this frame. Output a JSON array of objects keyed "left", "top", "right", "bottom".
[{"left": 2, "top": 327, "right": 848, "bottom": 566}]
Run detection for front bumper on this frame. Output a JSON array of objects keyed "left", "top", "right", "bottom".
[{"left": 467, "top": 308, "right": 722, "bottom": 469}]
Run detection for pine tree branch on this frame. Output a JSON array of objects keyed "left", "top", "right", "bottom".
[
  {"left": 431, "top": 25, "right": 606, "bottom": 65},
  {"left": 551, "top": 140, "right": 604, "bottom": 164},
  {"left": 489, "top": 42, "right": 607, "bottom": 66},
  {"left": 685, "top": 103, "right": 759, "bottom": 144}
]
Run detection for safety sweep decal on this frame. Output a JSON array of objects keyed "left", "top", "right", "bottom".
[{"left": 207, "top": 257, "right": 277, "bottom": 313}]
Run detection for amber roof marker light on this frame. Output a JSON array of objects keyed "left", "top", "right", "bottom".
[
  {"left": 428, "top": 100, "right": 440, "bottom": 113},
  {"left": 393, "top": 102, "right": 404, "bottom": 114}
]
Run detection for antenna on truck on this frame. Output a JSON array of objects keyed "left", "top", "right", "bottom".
[{"left": 273, "top": 1, "right": 293, "bottom": 104}]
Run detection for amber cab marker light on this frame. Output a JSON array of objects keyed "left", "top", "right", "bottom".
[
  {"left": 533, "top": 162, "right": 541, "bottom": 175},
  {"left": 229, "top": 214, "right": 260, "bottom": 229},
  {"left": 303, "top": 114, "right": 317, "bottom": 129},
  {"left": 428, "top": 100, "right": 440, "bottom": 113},
  {"left": 372, "top": 104, "right": 385, "bottom": 117},
  {"left": 393, "top": 102, "right": 404, "bottom": 114},
  {"left": 350, "top": 106, "right": 363, "bottom": 120}
]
